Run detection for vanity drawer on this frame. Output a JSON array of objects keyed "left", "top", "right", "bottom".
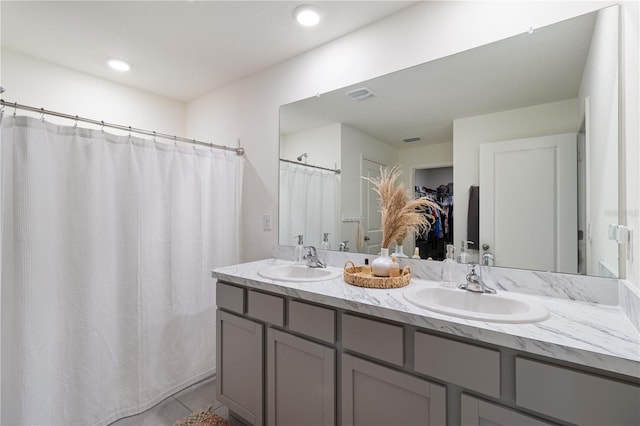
[
  {"left": 216, "top": 282, "right": 245, "bottom": 314},
  {"left": 515, "top": 357, "right": 640, "bottom": 425},
  {"left": 414, "top": 331, "right": 500, "bottom": 398},
  {"left": 247, "top": 290, "right": 285, "bottom": 327},
  {"left": 461, "top": 394, "right": 553, "bottom": 426},
  {"left": 342, "top": 313, "right": 403, "bottom": 366},
  {"left": 289, "top": 300, "right": 335, "bottom": 343}
]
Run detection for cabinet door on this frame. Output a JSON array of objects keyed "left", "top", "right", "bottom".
[
  {"left": 342, "top": 353, "right": 446, "bottom": 426},
  {"left": 515, "top": 357, "right": 640, "bottom": 425},
  {"left": 267, "top": 328, "right": 335, "bottom": 426},
  {"left": 216, "top": 310, "right": 264, "bottom": 426},
  {"left": 461, "top": 394, "right": 554, "bottom": 426}
]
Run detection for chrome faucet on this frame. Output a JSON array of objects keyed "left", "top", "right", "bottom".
[
  {"left": 458, "top": 264, "right": 496, "bottom": 294},
  {"left": 303, "top": 246, "right": 326, "bottom": 268}
]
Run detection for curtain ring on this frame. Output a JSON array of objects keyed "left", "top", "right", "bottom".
[
  {"left": 173, "top": 136, "right": 178, "bottom": 148},
  {"left": 100, "top": 120, "right": 105, "bottom": 133},
  {"left": 74, "top": 115, "right": 78, "bottom": 128},
  {"left": 153, "top": 131, "right": 157, "bottom": 143},
  {"left": 40, "top": 107, "right": 45, "bottom": 122},
  {"left": 13, "top": 102, "right": 17, "bottom": 117}
]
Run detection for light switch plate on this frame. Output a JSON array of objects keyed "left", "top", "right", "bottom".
[{"left": 263, "top": 214, "right": 272, "bottom": 231}]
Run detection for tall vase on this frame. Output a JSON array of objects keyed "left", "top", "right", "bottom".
[
  {"left": 372, "top": 248, "right": 393, "bottom": 277},
  {"left": 393, "top": 244, "right": 408, "bottom": 258}
]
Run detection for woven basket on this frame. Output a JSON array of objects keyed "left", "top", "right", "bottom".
[
  {"left": 343, "top": 260, "right": 411, "bottom": 289},
  {"left": 174, "top": 406, "right": 231, "bottom": 426}
]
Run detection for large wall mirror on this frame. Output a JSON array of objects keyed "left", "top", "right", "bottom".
[{"left": 279, "top": 6, "right": 621, "bottom": 278}]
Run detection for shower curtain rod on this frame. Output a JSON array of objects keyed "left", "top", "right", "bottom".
[
  {"left": 279, "top": 158, "right": 341, "bottom": 174},
  {"left": 0, "top": 99, "right": 245, "bottom": 155}
]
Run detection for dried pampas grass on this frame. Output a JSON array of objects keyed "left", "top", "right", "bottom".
[{"left": 364, "top": 166, "right": 441, "bottom": 249}]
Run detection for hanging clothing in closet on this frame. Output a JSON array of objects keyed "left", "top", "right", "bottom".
[{"left": 415, "top": 184, "right": 453, "bottom": 260}]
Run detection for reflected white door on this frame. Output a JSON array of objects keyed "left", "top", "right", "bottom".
[
  {"left": 479, "top": 133, "right": 577, "bottom": 273},
  {"left": 361, "top": 158, "right": 386, "bottom": 255}
]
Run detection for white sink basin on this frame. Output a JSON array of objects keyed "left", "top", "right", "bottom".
[
  {"left": 403, "top": 286, "right": 549, "bottom": 323},
  {"left": 258, "top": 264, "right": 342, "bottom": 282}
]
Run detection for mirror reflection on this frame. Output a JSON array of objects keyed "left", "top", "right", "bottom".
[{"left": 279, "top": 6, "right": 619, "bottom": 278}]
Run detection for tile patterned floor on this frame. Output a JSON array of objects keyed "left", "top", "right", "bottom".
[{"left": 109, "top": 376, "right": 231, "bottom": 426}]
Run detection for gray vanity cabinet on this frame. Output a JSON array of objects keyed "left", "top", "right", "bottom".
[
  {"left": 215, "top": 280, "right": 639, "bottom": 426},
  {"left": 342, "top": 353, "right": 447, "bottom": 426},
  {"left": 267, "top": 328, "right": 335, "bottom": 426},
  {"left": 217, "top": 283, "right": 337, "bottom": 426},
  {"left": 216, "top": 310, "right": 264, "bottom": 426}
]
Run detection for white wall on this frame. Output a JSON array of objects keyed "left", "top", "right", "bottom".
[
  {"left": 578, "top": 6, "right": 620, "bottom": 276},
  {"left": 280, "top": 123, "right": 341, "bottom": 169},
  {"left": 398, "top": 142, "right": 454, "bottom": 192},
  {"left": 415, "top": 168, "right": 453, "bottom": 191},
  {"left": 1, "top": 49, "right": 185, "bottom": 136},
  {"left": 453, "top": 98, "right": 580, "bottom": 247},
  {"left": 186, "top": 1, "right": 622, "bottom": 265}
]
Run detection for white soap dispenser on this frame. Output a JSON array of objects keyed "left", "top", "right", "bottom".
[
  {"left": 456, "top": 240, "right": 471, "bottom": 264},
  {"left": 294, "top": 235, "right": 305, "bottom": 265},
  {"left": 440, "top": 244, "right": 457, "bottom": 288},
  {"left": 412, "top": 247, "right": 421, "bottom": 259},
  {"left": 320, "top": 233, "right": 331, "bottom": 250}
]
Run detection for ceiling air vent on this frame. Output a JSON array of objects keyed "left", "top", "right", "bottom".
[
  {"left": 345, "top": 87, "right": 374, "bottom": 101},
  {"left": 402, "top": 136, "right": 421, "bottom": 143}
]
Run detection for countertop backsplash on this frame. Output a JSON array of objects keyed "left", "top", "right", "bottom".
[
  {"left": 273, "top": 244, "right": 639, "bottom": 332},
  {"left": 620, "top": 280, "right": 640, "bottom": 332}
]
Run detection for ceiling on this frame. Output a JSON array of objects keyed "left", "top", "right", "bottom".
[
  {"left": 1, "top": 1, "right": 417, "bottom": 102},
  {"left": 280, "top": 9, "right": 596, "bottom": 146}
]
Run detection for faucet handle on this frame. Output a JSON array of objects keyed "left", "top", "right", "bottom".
[
  {"left": 461, "top": 263, "right": 496, "bottom": 294},
  {"left": 466, "top": 264, "right": 480, "bottom": 283},
  {"left": 302, "top": 245, "right": 325, "bottom": 268}
]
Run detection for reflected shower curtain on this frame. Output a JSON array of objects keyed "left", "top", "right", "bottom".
[
  {"left": 279, "top": 162, "right": 339, "bottom": 248},
  {"left": 1, "top": 115, "right": 243, "bottom": 425}
]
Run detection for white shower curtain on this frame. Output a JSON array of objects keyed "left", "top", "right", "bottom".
[
  {"left": 0, "top": 115, "right": 243, "bottom": 425},
  {"left": 279, "top": 162, "right": 339, "bottom": 248}
]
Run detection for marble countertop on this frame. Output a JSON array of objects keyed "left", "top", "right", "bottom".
[{"left": 213, "top": 258, "right": 640, "bottom": 379}]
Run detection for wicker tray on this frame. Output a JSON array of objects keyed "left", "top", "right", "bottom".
[{"left": 343, "top": 260, "right": 411, "bottom": 289}]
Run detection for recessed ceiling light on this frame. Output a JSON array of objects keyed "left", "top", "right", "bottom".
[
  {"left": 107, "top": 58, "right": 131, "bottom": 72},
  {"left": 293, "top": 4, "right": 322, "bottom": 27}
]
